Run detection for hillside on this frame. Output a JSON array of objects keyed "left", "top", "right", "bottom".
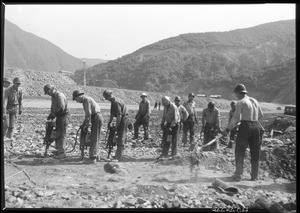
[
  {"left": 4, "top": 19, "right": 83, "bottom": 73},
  {"left": 81, "top": 58, "right": 109, "bottom": 68},
  {"left": 4, "top": 68, "right": 285, "bottom": 113},
  {"left": 77, "top": 19, "right": 295, "bottom": 104}
]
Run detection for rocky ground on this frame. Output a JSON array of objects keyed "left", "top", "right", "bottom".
[{"left": 3, "top": 101, "right": 296, "bottom": 211}]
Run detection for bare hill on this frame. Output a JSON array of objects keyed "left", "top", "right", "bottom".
[
  {"left": 4, "top": 19, "right": 83, "bottom": 73},
  {"left": 75, "top": 19, "right": 295, "bottom": 104}
]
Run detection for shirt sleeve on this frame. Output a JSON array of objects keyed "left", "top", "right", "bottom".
[
  {"left": 258, "top": 102, "right": 264, "bottom": 120},
  {"left": 18, "top": 89, "right": 23, "bottom": 109},
  {"left": 227, "top": 102, "right": 242, "bottom": 130},
  {"left": 83, "top": 99, "right": 91, "bottom": 124},
  {"left": 147, "top": 100, "right": 151, "bottom": 116}
]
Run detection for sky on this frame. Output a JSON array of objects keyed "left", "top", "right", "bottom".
[{"left": 4, "top": 4, "right": 295, "bottom": 60}]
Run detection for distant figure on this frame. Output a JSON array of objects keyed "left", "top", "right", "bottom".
[
  {"left": 158, "top": 101, "right": 161, "bottom": 110},
  {"left": 3, "top": 77, "right": 23, "bottom": 140},
  {"left": 153, "top": 101, "right": 158, "bottom": 110},
  {"left": 73, "top": 90, "right": 103, "bottom": 164},
  {"left": 202, "top": 101, "right": 221, "bottom": 151},
  {"left": 103, "top": 89, "right": 129, "bottom": 161},
  {"left": 3, "top": 77, "right": 12, "bottom": 139},
  {"left": 222, "top": 84, "right": 264, "bottom": 182},
  {"left": 133, "top": 93, "right": 151, "bottom": 140},
  {"left": 227, "top": 101, "right": 239, "bottom": 148},
  {"left": 44, "top": 84, "right": 69, "bottom": 159}
]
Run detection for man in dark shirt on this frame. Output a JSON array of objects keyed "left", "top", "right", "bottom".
[
  {"left": 133, "top": 92, "right": 151, "bottom": 140},
  {"left": 3, "top": 77, "right": 23, "bottom": 140},
  {"left": 103, "top": 90, "right": 129, "bottom": 161}
]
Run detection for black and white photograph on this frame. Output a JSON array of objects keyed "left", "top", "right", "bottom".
[{"left": 2, "top": 3, "right": 296, "bottom": 211}]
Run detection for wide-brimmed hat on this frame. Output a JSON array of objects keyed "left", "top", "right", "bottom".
[
  {"left": 174, "top": 96, "right": 181, "bottom": 101},
  {"left": 44, "top": 84, "right": 54, "bottom": 94},
  {"left": 162, "top": 95, "right": 171, "bottom": 103},
  {"left": 233, "top": 84, "right": 247, "bottom": 94},
  {"left": 3, "top": 77, "right": 12, "bottom": 84},
  {"left": 103, "top": 89, "right": 112, "bottom": 98},
  {"left": 188, "top": 92, "right": 195, "bottom": 97},
  {"left": 13, "top": 77, "right": 21, "bottom": 84},
  {"left": 73, "top": 90, "right": 84, "bottom": 100},
  {"left": 141, "top": 92, "right": 147, "bottom": 97}
]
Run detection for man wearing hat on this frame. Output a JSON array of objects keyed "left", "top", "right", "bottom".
[
  {"left": 3, "top": 77, "right": 12, "bottom": 138},
  {"left": 133, "top": 92, "right": 151, "bottom": 140},
  {"left": 222, "top": 84, "right": 264, "bottom": 182},
  {"left": 202, "top": 101, "right": 221, "bottom": 151},
  {"left": 73, "top": 90, "right": 103, "bottom": 164},
  {"left": 103, "top": 89, "right": 129, "bottom": 161},
  {"left": 44, "top": 84, "right": 69, "bottom": 159},
  {"left": 227, "top": 101, "right": 239, "bottom": 148},
  {"left": 158, "top": 96, "right": 181, "bottom": 159},
  {"left": 3, "top": 77, "right": 23, "bottom": 139},
  {"left": 182, "top": 93, "right": 198, "bottom": 149},
  {"left": 174, "top": 96, "right": 189, "bottom": 135}
]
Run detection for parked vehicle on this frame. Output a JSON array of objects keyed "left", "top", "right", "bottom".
[{"left": 284, "top": 105, "right": 296, "bottom": 116}]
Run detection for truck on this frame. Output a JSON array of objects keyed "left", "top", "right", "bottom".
[{"left": 284, "top": 105, "right": 296, "bottom": 116}]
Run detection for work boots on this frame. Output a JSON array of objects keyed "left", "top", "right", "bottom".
[{"left": 114, "top": 145, "right": 125, "bottom": 161}]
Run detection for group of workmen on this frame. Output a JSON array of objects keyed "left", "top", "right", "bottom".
[{"left": 3, "top": 76, "right": 264, "bottom": 181}]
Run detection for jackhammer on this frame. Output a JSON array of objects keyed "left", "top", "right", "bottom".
[
  {"left": 76, "top": 125, "right": 91, "bottom": 161},
  {"left": 43, "top": 119, "right": 57, "bottom": 157}
]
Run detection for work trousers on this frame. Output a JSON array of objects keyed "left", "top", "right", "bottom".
[
  {"left": 5, "top": 110, "right": 18, "bottom": 139},
  {"left": 161, "top": 124, "right": 179, "bottom": 157},
  {"left": 55, "top": 113, "right": 68, "bottom": 154},
  {"left": 182, "top": 117, "right": 195, "bottom": 145},
  {"left": 203, "top": 123, "right": 218, "bottom": 151},
  {"left": 134, "top": 115, "right": 149, "bottom": 139},
  {"left": 235, "top": 121, "right": 261, "bottom": 179},
  {"left": 115, "top": 115, "right": 129, "bottom": 159},
  {"left": 89, "top": 113, "right": 103, "bottom": 159},
  {"left": 230, "top": 126, "right": 238, "bottom": 141},
  {"left": 3, "top": 114, "right": 8, "bottom": 138}
]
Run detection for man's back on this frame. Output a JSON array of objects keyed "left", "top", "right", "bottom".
[{"left": 238, "top": 96, "right": 263, "bottom": 121}]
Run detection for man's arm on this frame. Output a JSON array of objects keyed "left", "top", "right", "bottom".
[
  {"left": 18, "top": 89, "right": 23, "bottom": 114},
  {"left": 227, "top": 102, "right": 242, "bottom": 131},
  {"left": 83, "top": 99, "right": 91, "bottom": 127},
  {"left": 216, "top": 109, "right": 221, "bottom": 129}
]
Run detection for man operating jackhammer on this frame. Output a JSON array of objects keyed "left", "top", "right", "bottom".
[
  {"left": 103, "top": 89, "right": 129, "bottom": 162},
  {"left": 44, "top": 84, "right": 69, "bottom": 159},
  {"left": 73, "top": 90, "right": 103, "bottom": 164}
]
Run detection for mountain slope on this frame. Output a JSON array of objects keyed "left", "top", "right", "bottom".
[
  {"left": 78, "top": 19, "right": 295, "bottom": 104},
  {"left": 4, "top": 19, "right": 83, "bottom": 73},
  {"left": 81, "top": 58, "right": 109, "bottom": 68}
]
